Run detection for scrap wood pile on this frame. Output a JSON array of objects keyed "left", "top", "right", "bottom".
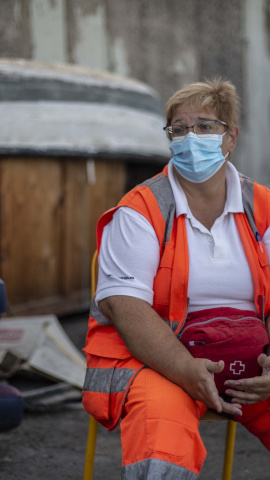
[{"left": 0, "top": 315, "right": 85, "bottom": 412}]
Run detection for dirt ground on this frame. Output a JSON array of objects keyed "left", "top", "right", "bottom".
[{"left": 0, "top": 313, "right": 269, "bottom": 480}]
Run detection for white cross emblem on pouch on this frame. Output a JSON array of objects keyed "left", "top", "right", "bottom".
[{"left": 230, "top": 360, "right": 245, "bottom": 375}]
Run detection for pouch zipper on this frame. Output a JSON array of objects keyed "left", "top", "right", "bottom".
[{"left": 179, "top": 315, "right": 263, "bottom": 339}]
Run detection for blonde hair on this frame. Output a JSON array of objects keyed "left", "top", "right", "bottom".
[{"left": 165, "top": 78, "right": 239, "bottom": 130}]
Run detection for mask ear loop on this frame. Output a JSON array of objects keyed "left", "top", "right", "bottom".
[{"left": 221, "top": 131, "right": 230, "bottom": 160}]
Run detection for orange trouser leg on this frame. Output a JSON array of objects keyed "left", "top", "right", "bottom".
[
  {"left": 120, "top": 368, "right": 207, "bottom": 479},
  {"left": 236, "top": 398, "right": 270, "bottom": 450}
]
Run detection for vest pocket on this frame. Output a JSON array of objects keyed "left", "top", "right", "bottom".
[
  {"left": 83, "top": 338, "right": 143, "bottom": 430},
  {"left": 82, "top": 353, "right": 137, "bottom": 430}
]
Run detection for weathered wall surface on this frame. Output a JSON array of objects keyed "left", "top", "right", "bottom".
[
  {"left": 0, "top": 0, "right": 270, "bottom": 184},
  {"left": 239, "top": 0, "right": 270, "bottom": 183},
  {"left": 0, "top": 0, "right": 243, "bottom": 103},
  {"left": 0, "top": 0, "right": 32, "bottom": 59}
]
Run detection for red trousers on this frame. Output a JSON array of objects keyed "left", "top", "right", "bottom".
[{"left": 120, "top": 368, "right": 270, "bottom": 479}]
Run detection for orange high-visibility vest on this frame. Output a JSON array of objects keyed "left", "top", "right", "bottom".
[{"left": 82, "top": 165, "right": 270, "bottom": 430}]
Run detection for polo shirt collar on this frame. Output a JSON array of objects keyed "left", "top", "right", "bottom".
[{"left": 168, "top": 160, "right": 244, "bottom": 218}]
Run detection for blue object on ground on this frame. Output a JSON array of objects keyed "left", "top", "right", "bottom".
[
  {"left": 0, "top": 279, "right": 6, "bottom": 315},
  {"left": 0, "top": 383, "right": 24, "bottom": 432}
]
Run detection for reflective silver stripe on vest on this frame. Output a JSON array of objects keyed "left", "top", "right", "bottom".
[
  {"left": 83, "top": 367, "right": 136, "bottom": 393},
  {"left": 239, "top": 172, "right": 256, "bottom": 237},
  {"left": 90, "top": 295, "right": 111, "bottom": 325},
  {"left": 121, "top": 458, "right": 198, "bottom": 480},
  {"left": 141, "top": 174, "right": 176, "bottom": 244},
  {"left": 162, "top": 317, "right": 180, "bottom": 333}
]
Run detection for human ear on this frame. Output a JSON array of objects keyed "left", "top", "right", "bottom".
[{"left": 227, "top": 126, "right": 239, "bottom": 153}]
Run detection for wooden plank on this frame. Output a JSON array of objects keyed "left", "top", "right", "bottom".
[
  {"left": 0, "top": 157, "right": 63, "bottom": 305},
  {"left": 88, "top": 160, "right": 125, "bottom": 269},
  {"left": 10, "top": 288, "right": 91, "bottom": 317},
  {"left": 61, "top": 159, "right": 89, "bottom": 295}
]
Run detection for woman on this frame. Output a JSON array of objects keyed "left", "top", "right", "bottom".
[{"left": 83, "top": 78, "right": 270, "bottom": 479}]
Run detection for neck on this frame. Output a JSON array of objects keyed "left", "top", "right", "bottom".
[{"left": 174, "top": 163, "right": 227, "bottom": 230}]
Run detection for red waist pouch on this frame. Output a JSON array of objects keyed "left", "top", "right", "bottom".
[{"left": 180, "top": 307, "right": 270, "bottom": 395}]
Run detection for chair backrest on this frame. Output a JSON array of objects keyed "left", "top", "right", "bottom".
[{"left": 91, "top": 250, "right": 98, "bottom": 299}]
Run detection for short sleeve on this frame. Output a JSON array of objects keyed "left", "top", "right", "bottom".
[
  {"left": 96, "top": 207, "right": 160, "bottom": 305},
  {"left": 262, "top": 226, "right": 270, "bottom": 265}
]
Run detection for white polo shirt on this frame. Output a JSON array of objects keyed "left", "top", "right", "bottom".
[{"left": 96, "top": 162, "right": 270, "bottom": 313}]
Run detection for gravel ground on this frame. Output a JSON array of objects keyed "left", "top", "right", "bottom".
[{"left": 0, "top": 313, "right": 269, "bottom": 480}]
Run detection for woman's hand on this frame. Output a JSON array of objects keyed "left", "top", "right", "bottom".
[
  {"left": 224, "top": 353, "right": 270, "bottom": 404},
  {"left": 181, "top": 357, "right": 242, "bottom": 417},
  {"left": 225, "top": 316, "right": 270, "bottom": 404}
]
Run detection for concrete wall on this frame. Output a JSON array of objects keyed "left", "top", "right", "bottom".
[
  {"left": 239, "top": 0, "right": 270, "bottom": 184},
  {"left": 0, "top": 0, "right": 244, "bottom": 100},
  {"left": 1, "top": 0, "right": 270, "bottom": 184}
]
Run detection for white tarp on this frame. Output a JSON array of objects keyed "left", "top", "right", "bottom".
[{"left": 0, "top": 315, "right": 86, "bottom": 389}]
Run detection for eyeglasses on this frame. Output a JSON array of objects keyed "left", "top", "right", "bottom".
[{"left": 163, "top": 119, "right": 228, "bottom": 141}]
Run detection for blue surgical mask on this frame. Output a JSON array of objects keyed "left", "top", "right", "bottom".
[{"left": 170, "top": 132, "right": 228, "bottom": 183}]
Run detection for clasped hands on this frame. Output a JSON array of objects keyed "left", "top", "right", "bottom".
[
  {"left": 224, "top": 353, "right": 270, "bottom": 406},
  {"left": 185, "top": 353, "right": 270, "bottom": 418},
  {"left": 224, "top": 319, "right": 270, "bottom": 409}
]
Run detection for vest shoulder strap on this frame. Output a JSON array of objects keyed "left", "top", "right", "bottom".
[
  {"left": 239, "top": 171, "right": 270, "bottom": 239},
  {"left": 139, "top": 173, "right": 176, "bottom": 247}
]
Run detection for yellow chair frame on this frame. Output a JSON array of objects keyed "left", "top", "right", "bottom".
[{"left": 84, "top": 250, "right": 236, "bottom": 480}]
